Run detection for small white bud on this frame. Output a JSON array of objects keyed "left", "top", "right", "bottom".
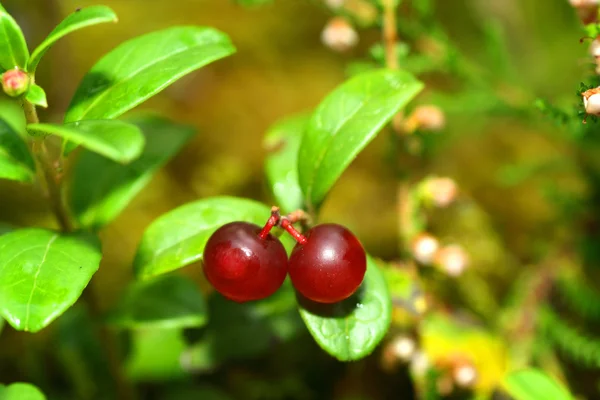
[
  {"left": 409, "top": 351, "right": 430, "bottom": 377},
  {"left": 412, "top": 105, "right": 446, "bottom": 131},
  {"left": 453, "top": 363, "right": 477, "bottom": 388},
  {"left": 435, "top": 245, "right": 469, "bottom": 277},
  {"left": 422, "top": 177, "right": 458, "bottom": 207},
  {"left": 583, "top": 87, "right": 600, "bottom": 116},
  {"left": 411, "top": 233, "right": 439, "bottom": 265},
  {"left": 389, "top": 335, "right": 416, "bottom": 361},
  {"left": 324, "top": 0, "right": 345, "bottom": 9},
  {"left": 590, "top": 39, "right": 600, "bottom": 57},
  {"left": 321, "top": 17, "right": 359, "bottom": 52}
]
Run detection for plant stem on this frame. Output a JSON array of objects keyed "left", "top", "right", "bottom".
[
  {"left": 281, "top": 219, "right": 308, "bottom": 245},
  {"left": 22, "top": 98, "right": 135, "bottom": 400},
  {"left": 382, "top": 0, "right": 399, "bottom": 70},
  {"left": 22, "top": 100, "right": 73, "bottom": 232},
  {"left": 259, "top": 206, "right": 281, "bottom": 239}
]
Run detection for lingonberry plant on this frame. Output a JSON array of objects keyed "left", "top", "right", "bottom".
[{"left": 0, "top": 0, "right": 598, "bottom": 399}]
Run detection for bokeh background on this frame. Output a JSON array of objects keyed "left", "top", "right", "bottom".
[{"left": 0, "top": 0, "right": 598, "bottom": 399}]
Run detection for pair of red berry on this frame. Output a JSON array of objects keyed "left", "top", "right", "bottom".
[{"left": 202, "top": 209, "right": 367, "bottom": 304}]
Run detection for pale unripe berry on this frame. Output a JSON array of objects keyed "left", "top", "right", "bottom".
[
  {"left": 321, "top": 17, "right": 358, "bottom": 52},
  {"left": 411, "top": 233, "right": 439, "bottom": 265},
  {"left": 435, "top": 245, "right": 469, "bottom": 277},
  {"left": 583, "top": 87, "right": 600, "bottom": 115},
  {"left": 1, "top": 69, "right": 29, "bottom": 97}
]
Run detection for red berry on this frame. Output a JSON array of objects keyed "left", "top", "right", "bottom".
[
  {"left": 203, "top": 221, "right": 288, "bottom": 302},
  {"left": 288, "top": 223, "right": 366, "bottom": 303}
]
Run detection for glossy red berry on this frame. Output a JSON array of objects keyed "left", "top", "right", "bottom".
[
  {"left": 203, "top": 221, "right": 288, "bottom": 302},
  {"left": 287, "top": 223, "right": 366, "bottom": 304}
]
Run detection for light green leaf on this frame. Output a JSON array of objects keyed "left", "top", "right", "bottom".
[
  {"left": 298, "top": 255, "right": 392, "bottom": 361},
  {"left": 108, "top": 274, "right": 207, "bottom": 330},
  {"left": 0, "top": 4, "right": 29, "bottom": 70},
  {"left": 134, "top": 196, "right": 270, "bottom": 280},
  {"left": 0, "top": 118, "right": 34, "bottom": 182},
  {"left": 125, "top": 327, "right": 188, "bottom": 381},
  {"left": 263, "top": 114, "right": 308, "bottom": 214},
  {"left": 0, "top": 228, "right": 102, "bottom": 332},
  {"left": 70, "top": 115, "right": 195, "bottom": 230},
  {"left": 298, "top": 69, "right": 423, "bottom": 209},
  {"left": 27, "top": 120, "right": 144, "bottom": 163},
  {"left": 0, "top": 383, "right": 46, "bottom": 400},
  {"left": 502, "top": 368, "right": 573, "bottom": 400},
  {"left": 65, "top": 26, "right": 235, "bottom": 122},
  {"left": 28, "top": 5, "right": 117, "bottom": 73},
  {"left": 25, "top": 84, "right": 47, "bottom": 108}
]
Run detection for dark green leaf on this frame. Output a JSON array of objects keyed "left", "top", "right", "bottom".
[
  {"left": 108, "top": 274, "right": 207, "bottom": 330},
  {"left": 181, "top": 283, "right": 301, "bottom": 372},
  {"left": 0, "top": 4, "right": 29, "bottom": 70},
  {"left": 0, "top": 97, "right": 26, "bottom": 134},
  {"left": 163, "top": 384, "right": 233, "bottom": 400},
  {"left": 298, "top": 255, "right": 392, "bottom": 361},
  {"left": 263, "top": 114, "right": 308, "bottom": 214},
  {"left": 25, "top": 84, "right": 47, "bottom": 108},
  {"left": 0, "top": 118, "right": 34, "bottom": 182},
  {"left": 125, "top": 327, "right": 187, "bottom": 381},
  {"left": 65, "top": 26, "right": 235, "bottom": 122},
  {"left": 28, "top": 6, "right": 117, "bottom": 73},
  {"left": 70, "top": 115, "right": 195, "bottom": 230},
  {"left": 298, "top": 69, "right": 423, "bottom": 209},
  {"left": 502, "top": 368, "right": 572, "bottom": 400},
  {"left": 27, "top": 120, "right": 144, "bottom": 163},
  {"left": 0, "top": 383, "right": 46, "bottom": 400},
  {"left": 134, "top": 196, "right": 270, "bottom": 280},
  {"left": 0, "top": 228, "right": 102, "bottom": 332}
]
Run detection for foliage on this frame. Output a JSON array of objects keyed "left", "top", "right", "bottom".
[{"left": 0, "top": 0, "right": 598, "bottom": 399}]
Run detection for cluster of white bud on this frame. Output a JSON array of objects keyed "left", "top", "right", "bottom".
[
  {"left": 321, "top": 17, "right": 359, "bottom": 52},
  {"left": 411, "top": 233, "right": 439, "bottom": 265},
  {"left": 435, "top": 245, "right": 469, "bottom": 277},
  {"left": 582, "top": 87, "right": 600, "bottom": 116}
]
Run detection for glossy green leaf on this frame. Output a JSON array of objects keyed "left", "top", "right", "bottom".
[
  {"left": 25, "top": 84, "right": 47, "bottom": 108},
  {"left": 27, "top": 120, "right": 144, "bottom": 163},
  {"left": 28, "top": 6, "right": 117, "bottom": 73},
  {"left": 502, "top": 368, "right": 573, "bottom": 400},
  {"left": 125, "top": 327, "right": 187, "bottom": 381},
  {"left": 298, "top": 69, "right": 423, "bottom": 208},
  {"left": 70, "top": 115, "right": 195, "bottom": 230},
  {"left": 134, "top": 196, "right": 270, "bottom": 280},
  {"left": 0, "top": 383, "right": 46, "bottom": 400},
  {"left": 0, "top": 4, "right": 29, "bottom": 70},
  {"left": 298, "top": 255, "right": 392, "bottom": 361},
  {"left": 0, "top": 118, "right": 34, "bottom": 182},
  {"left": 108, "top": 274, "right": 207, "bottom": 330},
  {"left": 65, "top": 26, "right": 235, "bottom": 122},
  {"left": 263, "top": 114, "right": 308, "bottom": 214},
  {"left": 0, "top": 228, "right": 102, "bottom": 332}
]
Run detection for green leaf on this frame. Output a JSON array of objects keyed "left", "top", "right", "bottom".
[
  {"left": 65, "top": 26, "right": 236, "bottom": 122},
  {"left": 27, "top": 6, "right": 117, "bottom": 73},
  {"left": 108, "top": 274, "right": 207, "bottom": 330},
  {"left": 263, "top": 114, "right": 308, "bottom": 214},
  {"left": 163, "top": 384, "right": 233, "bottom": 400},
  {"left": 70, "top": 115, "right": 195, "bottom": 230},
  {"left": 134, "top": 196, "right": 270, "bottom": 280},
  {"left": 25, "top": 84, "right": 47, "bottom": 108},
  {"left": 125, "top": 327, "right": 188, "bottom": 381},
  {"left": 234, "top": 0, "right": 274, "bottom": 6},
  {"left": 27, "top": 120, "right": 144, "bottom": 163},
  {"left": 0, "top": 118, "right": 34, "bottom": 182},
  {"left": 0, "top": 383, "right": 46, "bottom": 400},
  {"left": 0, "top": 4, "right": 29, "bottom": 70},
  {"left": 298, "top": 255, "right": 392, "bottom": 361},
  {"left": 298, "top": 69, "right": 423, "bottom": 209},
  {"left": 0, "top": 228, "right": 102, "bottom": 332},
  {"left": 502, "top": 368, "right": 573, "bottom": 400}
]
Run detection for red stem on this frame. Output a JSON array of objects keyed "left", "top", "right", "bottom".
[
  {"left": 258, "top": 206, "right": 281, "bottom": 239},
  {"left": 281, "top": 219, "right": 308, "bottom": 245}
]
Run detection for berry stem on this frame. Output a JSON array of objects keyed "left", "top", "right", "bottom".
[
  {"left": 281, "top": 218, "right": 308, "bottom": 245},
  {"left": 258, "top": 206, "right": 281, "bottom": 239}
]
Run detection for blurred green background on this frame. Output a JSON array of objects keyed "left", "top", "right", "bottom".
[{"left": 0, "top": 0, "right": 598, "bottom": 399}]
